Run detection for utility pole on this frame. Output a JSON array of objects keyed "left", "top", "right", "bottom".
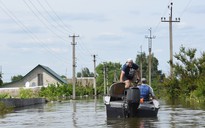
[
  {"left": 161, "top": 2, "right": 180, "bottom": 77},
  {"left": 92, "top": 54, "right": 97, "bottom": 96},
  {"left": 106, "top": 66, "right": 109, "bottom": 95},
  {"left": 113, "top": 63, "right": 118, "bottom": 82},
  {"left": 145, "top": 28, "right": 155, "bottom": 86},
  {"left": 69, "top": 34, "right": 79, "bottom": 100},
  {"left": 103, "top": 63, "right": 107, "bottom": 95},
  {"left": 140, "top": 45, "right": 143, "bottom": 79}
]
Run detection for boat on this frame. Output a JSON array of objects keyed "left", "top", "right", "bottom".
[{"left": 104, "top": 82, "right": 159, "bottom": 118}]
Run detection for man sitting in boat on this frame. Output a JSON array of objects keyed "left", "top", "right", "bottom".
[
  {"left": 138, "top": 78, "right": 155, "bottom": 101},
  {"left": 120, "top": 58, "right": 141, "bottom": 88}
]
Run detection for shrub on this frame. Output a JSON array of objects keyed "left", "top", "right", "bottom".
[
  {"left": 0, "top": 93, "right": 11, "bottom": 99},
  {"left": 19, "top": 88, "right": 36, "bottom": 99},
  {"left": 0, "top": 102, "right": 13, "bottom": 115}
]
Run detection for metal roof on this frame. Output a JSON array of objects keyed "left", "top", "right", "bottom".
[{"left": 36, "top": 64, "right": 68, "bottom": 84}]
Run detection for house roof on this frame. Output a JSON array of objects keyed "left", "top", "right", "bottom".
[
  {"left": 32, "top": 64, "right": 68, "bottom": 84},
  {"left": 38, "top": 64, "right": 68, "bottom": 84},
  {"left": 3, "top": 64, "right": 68, "bottom": 86}
]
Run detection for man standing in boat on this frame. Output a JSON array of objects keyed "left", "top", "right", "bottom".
[{"left": 120, "top": 58, "right": 141, "bottom": 88}]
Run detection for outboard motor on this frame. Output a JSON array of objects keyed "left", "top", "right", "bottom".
[{"left": 125, "top": 86, "right": 140, "bottom": 117}]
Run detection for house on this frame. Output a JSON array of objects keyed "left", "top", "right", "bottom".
[
  {"left": 67, "top": 77, "right": 94, "bottom": 87},
  {"left": 3, "top": 64, "right": 68, "bottom": 88}
]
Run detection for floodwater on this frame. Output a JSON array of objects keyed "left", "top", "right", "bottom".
[{"left": 0, "top": 98, "right": 205, "bottom": 128}]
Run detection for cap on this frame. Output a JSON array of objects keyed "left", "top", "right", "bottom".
[{"left": 141, "top": 78, "right": 147, "bottom": 82}]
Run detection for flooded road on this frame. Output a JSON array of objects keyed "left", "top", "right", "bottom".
[{"left": 0, "top": 98, "right": 205, "bottom": 128}]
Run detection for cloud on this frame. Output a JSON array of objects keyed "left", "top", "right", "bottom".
[
  {"left": 122, "top": 26, "right": 147, "bottom": 35},
  {"left": 94, "top": 32, "right": 124, "bottom": 42},
  {"left": 56, "top": 12, "right": 108, "bottom": 22},
  {"left": 188, "top": 5, "right": 205, "bottom": 14}
]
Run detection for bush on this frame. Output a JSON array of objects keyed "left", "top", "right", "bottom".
[
  {"left": 190, "top": 77, "right": 205, "bottom": 102},
  {"left": 162, "top": 77, "right": 180, "bottom": 99},
  {"left": 19, "top": 88, "right": 36, "bottom": 99},
  {"left": 0, "top": 93, "right": 11, "bottom": 99},
  {"left": 0, "top": 102, "right": 13, "bottom": 115},
  {"left": 39, "top": 84, "right": 94, "bottom": 101}
]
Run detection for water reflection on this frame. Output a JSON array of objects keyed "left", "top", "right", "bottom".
[
  {"left": 107, "top": 117, "right": 159, "bottom": 128},
  {"left": 71, "top": 100, "right": 77, "bottom": 128}
]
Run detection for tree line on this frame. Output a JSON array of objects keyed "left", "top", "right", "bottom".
[{"left": 1, "top": 46, "right": 205, "bottom": 103}]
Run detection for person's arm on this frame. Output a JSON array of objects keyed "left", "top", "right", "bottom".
[
  {"left": 149, "top": 86, "right": 156, "bottom": 99},
  {"left": 120, "top": 71, "right": 125, "bottom": 82}
]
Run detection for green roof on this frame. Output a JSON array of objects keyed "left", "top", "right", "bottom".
[
  {"left": 3, "top": 64, "right": 68, "bottom": 87},
  {"left": 36, "top": 64, "right": 68, "bottom": 84}
]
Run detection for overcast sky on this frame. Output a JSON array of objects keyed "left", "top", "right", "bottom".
[{"left": 0, "top": 0, "right": 204, "bottom": 82}]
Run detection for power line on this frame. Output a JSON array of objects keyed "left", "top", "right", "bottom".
[
  {"left": 36, "top": 0, "right": 73, "bottom": 34},
  {"left": 23, "top": 0, "right": 68, "bottom": 42},
  {"left": 0, "top": 0, "right": 69, "bottom": 65},
  {"left": 153, "top": 0, "right": 172, "bottom": 34},
  {"left": 44, "top": 0, "right": 74, "bottom": 33},
  {"left": 29, "top": 0, "right": 97, "bottom": 66},
  {"left": 179, "top": 0, "right": 193, "bottom": 18}
]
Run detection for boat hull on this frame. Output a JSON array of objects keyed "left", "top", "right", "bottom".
[
  {"left": 105, "top": 101, "right": 159, "bottom": 118},
  {"left": 104, "top": 82, "right": 159, "bottom": 118},
  {"left": 105, "top": 102, "right": 127, "bottom": 118}
]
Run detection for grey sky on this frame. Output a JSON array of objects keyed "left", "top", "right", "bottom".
[{"left": 0, "top": 0, "right": 204, "bottom": 82}]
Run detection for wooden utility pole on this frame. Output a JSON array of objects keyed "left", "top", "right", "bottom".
[
  {"left": 161, "top": 2, "right": 180, "bottom": 77},
  {"left": 92, "top": 54, "right": 97, "bottom": 96},
  {"left": 145, "top": 28, "right": 155, "bottom": 86},
  {"left": 140, "top": 45, "right": 143, "bottom": 79},
  {"left": 113, "top": 63, "right": 118, "bottom": 82},
  {"left": 69, "top": 34, "right": 79, "bottom": 100},
  {"left": 103, "top": 63, "right": 107, "bottom": 95}
]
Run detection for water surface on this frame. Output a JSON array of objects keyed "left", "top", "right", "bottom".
[{"left": 0, "top": 98, "right": 205, "bottom": 128}]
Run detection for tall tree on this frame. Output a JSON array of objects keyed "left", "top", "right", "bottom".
[
  {"left": 96, "top": 62, "right": 121, "bottom": 86},
  {"left": 11, "top": 75, "right": 23, "bottom": 82},
  {"left": 135, "top": 52, "right": 161, "bottom": 80},
  {"left": 77, "top": 67, "right": 94, "bottom": 77},
  {"left": 173, "top": 46, "right": 198, "bottom": 95}
]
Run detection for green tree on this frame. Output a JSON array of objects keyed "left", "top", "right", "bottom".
[
  {"left": 77, "top": 72, "right": 82, "bottom": 77},
  {"left": 136, "top": 52, "right": 147, "bottom": 78},
  {"left": 173, "top": 46, "right": 198, "bottom": 96},
  {"left": 135, "top": 52, "right": 163, "bottom": 81},
  {"left": 61, "top": 75, "right": 67, "bottom": 79},
  {"left": 11, "top": 75, "right": 23, "bottom": 82},
  {"left": 163, "top": 46, "right": 205, "bottom": 101},
  {"left": 77, "top": 67, "right": 94, "bottom": 77},
  {"left": 96, "top": 62, "right": 121, "bottom": 87}
]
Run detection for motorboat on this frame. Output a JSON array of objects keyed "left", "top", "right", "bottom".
[{"left": 104, "top": 82, "right": 159, "bottom": 118}]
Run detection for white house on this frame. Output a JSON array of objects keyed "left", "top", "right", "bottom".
[{"left": 3, "top": 64, "right": 68, "bottom": 88}]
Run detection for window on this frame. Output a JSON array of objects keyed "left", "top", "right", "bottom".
[{"left": 38, "top": 73, "right": 43, "bottom": 86}]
